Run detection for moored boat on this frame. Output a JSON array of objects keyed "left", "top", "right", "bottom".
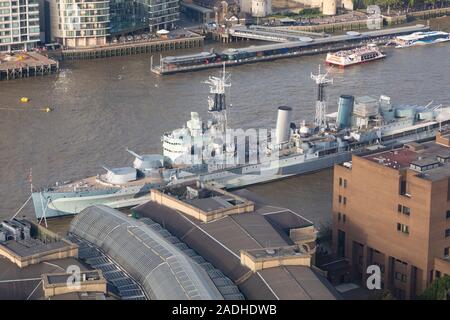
[{"left": 325, "top": 44, "right": 386, "bottom": 67}]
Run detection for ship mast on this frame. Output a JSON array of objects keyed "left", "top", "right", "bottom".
[
  {"left": 311, "top": 65, "right": 333, "bottom": 129},
  {"left": 204, "top": 63, "right": 231, "bottom": 129}
]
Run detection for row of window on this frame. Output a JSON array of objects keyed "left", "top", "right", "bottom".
[
  {"left": 394, "top": 271, "right": 407, "bottom": 283},
  {"left": 338, "top": 177, "right": 347, "bottom": 188},
  {"left": 397, "top": 204, "right": 410, "bottom": 216},
  {"left": 337, "top": 212, "right": 346, "bottom": 223},
  {"left": 338, "top": 195, "right": 347, "bottom": 205},
  {"left": 397, "top": 207, "right": 450, "bottom": 220},
  {"left": 397, "top": 223, "right": 409, "bottom": 235}
]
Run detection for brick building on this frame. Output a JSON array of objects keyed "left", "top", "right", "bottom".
[{"left": 332, "top": 132, "right": 450, "bottom": 299}]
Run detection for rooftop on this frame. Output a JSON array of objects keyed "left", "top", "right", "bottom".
[
  {"left": 134, "top": 188, "right": 338, "bottom": 300},
  {"left": 69, "top": 205, "right": 225, "bottom": 300},
  {"left": 0, "top": 257, "right": 89, "bottom": 300},
  {"left": 362, "top": 134, "right": 450, "bottom": 181},
  {"left": 2, "top": 238, "right": 70, "bottom": 257},
  {"left": 364, "top": 148, "right": 418, "bottom": 170},
  {"left": 151, "top": 182, "right": 254, "bottom": 222}
]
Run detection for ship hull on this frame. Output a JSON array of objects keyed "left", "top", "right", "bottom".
[
  {"left": 396, "top": 38, "right": 450, "bottom": 48},
  {"left": 205, "top": 125, "right": 440, "bottom": 189},
  {"left": 32, "top": 183, "right": 155, "bottom": 219},
  {"left": 325, "top": 54, "right": 386, "bottom": 68},
  {"left": 32, "top": 124, "right": 442, "bottom": 219}
]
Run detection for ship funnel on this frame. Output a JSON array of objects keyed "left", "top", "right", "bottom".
[
  {"left": 126, "top": 149, "right": 143, "bottom": 160},
  {"left": 275, "top": 106, "right": 292, "bottom": 145},
  {"left": 337, "top": 95, "right": 354, "bottom": 129}
]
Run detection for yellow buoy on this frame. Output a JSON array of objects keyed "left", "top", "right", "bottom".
[{"left": 20, "top": 97, "right": 29, "bottom": 103}]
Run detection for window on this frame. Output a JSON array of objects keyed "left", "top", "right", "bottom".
[
  {"left": 338, "top": 195, "right": 342, "bottom": 203},
  {"left": 444, "top": 247, "right": 449, "bottom": 257},
  {"left": 397, "top": 223, "right": 409, "bottom": 235},
  {"left": 446, "top": 210, "right": 450, "bottom": 219},
  {"left": 397, "top": 204, "right": 410, "bottom": 216},
  {"left": 338, "top": 212, "right": 341, "bottom": 221},
  {"left": 343, "top": 214, "right": 346, "bottom": 223},
  {"left": 445, "top": 229, "right": 450, "bottom": 238},
  {"left": 339, "top": 177, "right": 342, "bottom": 186},
  {"left": 343, "top": 197, "right": 347, "bottom": 205},
  {"left": 402, "top": 206, "right": 410, "bottom": 216},
  {"left": 343, "top": 179, "right": 347, "bottom": 188},
  {"left": 401, "top": 274, "right": 407, "bottom": 283}
]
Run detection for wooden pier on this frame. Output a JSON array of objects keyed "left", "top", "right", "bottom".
[
  {"left": 0, "top": 52, "right": 59, "bottom": 81},
  {"left": 59, "top": 36, "right": 205, "bottom": 61}
]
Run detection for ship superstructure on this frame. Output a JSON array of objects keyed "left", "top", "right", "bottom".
[
  {"left": 162, "top": 65, "right": 236, "bottom": 170},
  {"left": 32, "top": 66, "right": 450, "bottom": 219}
]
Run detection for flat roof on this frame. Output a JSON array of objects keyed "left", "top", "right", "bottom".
[
  {"left": 362, "top": 139, "right": 450, "bottom": 181},
  {"left": 133, "top": 189, "right": 339, "bottom": 300},
  {"left": 0, "top": 257, "right": 88, "bottom": 300},
  {"left": 46, "top": 270, "right": 103, "bottom": 284},
  {"left": 223, "top": 24, "right": 429, "bottom": 55},
  {"left": 185, "top": 196, "right": 234, "bottom": 212},
  {"left": 410, "top": 158, "right": 440, "bottom": 167},
  {"left": 364, "top": 148, "right": 418, "bottom": 169},
  {"left": 2, "top": 238, "right": 71, "bottom": 257}
]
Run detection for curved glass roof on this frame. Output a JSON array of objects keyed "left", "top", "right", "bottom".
[{"left": 69, "top": 205, "right": 224, "bottom": 300}]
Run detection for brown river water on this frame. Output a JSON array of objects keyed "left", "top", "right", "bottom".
[{"left": 0, "top": 17, "right": 449, "bottom": 227}]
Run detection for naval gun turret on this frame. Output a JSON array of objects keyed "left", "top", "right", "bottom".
[
  {"left": 102, "top": 166, "right": 137, "bottom": 185},
  {"left": 127, "top": 149, "right": 164, "bottom": 174}
]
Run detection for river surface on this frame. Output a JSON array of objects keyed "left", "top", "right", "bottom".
[{"left": 0, "top": 17, "right": 449, "bottom": 226}]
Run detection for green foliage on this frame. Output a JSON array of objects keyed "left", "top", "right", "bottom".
[
  {"left": 354, "top": 0, "right": 450, "bottom": 9},
  {"left": 419, "top": 275, "right": 450, "bottom": 300},
  {"left": 300, "top": 8, "right": 322, "bottom": 16},
  {"left": 370, "top": 289, "right": 396, "bottom": 300},
  {"left": 379, "top": 290, "right": 396, "bottom": 300},
  {"left": 267, "top": 8, "right": 322, "bottom": 20}
]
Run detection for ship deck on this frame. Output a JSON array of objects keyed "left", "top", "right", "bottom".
[{"left": 52, "top": 174, "right": 163, "bottom": 193}]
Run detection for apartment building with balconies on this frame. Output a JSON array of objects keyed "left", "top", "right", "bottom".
[
  {"left": 0, "top": 0, "right": 40, "bottom": 52},
  {"left": 47, "top": 0, "right": 179, "bottom": 48}
]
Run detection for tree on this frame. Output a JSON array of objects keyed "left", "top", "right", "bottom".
[
  {"left": 406, "top": 0, "right": 415, "bottom": 11},
  {"left": 419, "top": 275, "right": 450, "bottom": 300}
]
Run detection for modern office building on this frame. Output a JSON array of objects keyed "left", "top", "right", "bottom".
[
  {"left": 0, "top": 0, "right": 40, "bottom": 52},
  {"left": 48, "top": 0, "right": 179, "bottom": 48},
  {"left": 332, "top": 132, "right": 450, "bottom": 299}
]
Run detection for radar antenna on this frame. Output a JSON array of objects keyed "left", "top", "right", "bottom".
[
  {"left": 204, "top": 63, "right": 231, "bottom": 112},
  {"left": 311, "top": 65, "right": 333, "bottom": 129},
  {"left": 204, "top": 63, "right": 231, "bottom": 130}
]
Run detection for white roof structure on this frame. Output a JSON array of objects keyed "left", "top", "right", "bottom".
[{"left": 157, "top": 29, "right": 170, "bottom": 35}]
